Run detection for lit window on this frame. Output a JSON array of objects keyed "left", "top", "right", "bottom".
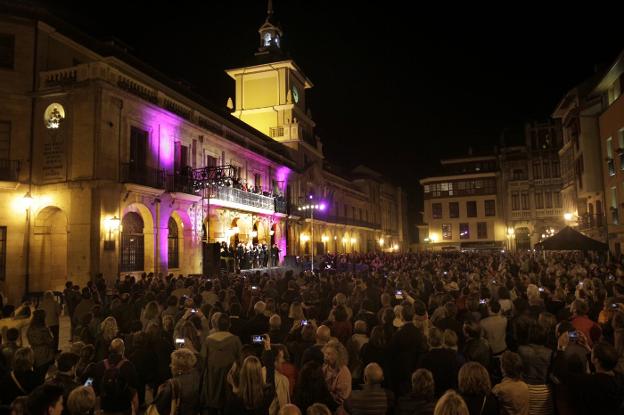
[{"left": 264, "top": 32, "right": 272, "bottom": 46}]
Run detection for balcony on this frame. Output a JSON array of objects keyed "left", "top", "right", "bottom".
[
  {"left": 535, "top": 208, "right": 563, "bottom": 218},
  {"left": 274, "top": 198, "right": 288, "bottom": 214},
  {"left": 166, "top": 167, "right": 194, "bottom": 194},
  {"left": 511, "top": 210, "right": 531, "bottom": 219},
  {"left": 210, "top": 186, "right": 275, "bottom": 212},
  {"left": 0, "top": 159, "right": 20, "bottom": 182},
  {"left": 120, "top": 163, "right": 165, "bottom": 189},
  {"left": 577, "top": 213, "right": 607, "bottom": 232}
]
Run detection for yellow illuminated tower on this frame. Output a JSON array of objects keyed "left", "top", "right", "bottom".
[{"left": 226, "top": 0, "right": 319, "bottom": 156}]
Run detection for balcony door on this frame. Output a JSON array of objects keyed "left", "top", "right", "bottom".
[{"left": 129, "top": 127, "right": 148, "bottom": 181}]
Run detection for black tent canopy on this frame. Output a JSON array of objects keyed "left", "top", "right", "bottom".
[{"left": 535, "top": 226, "right": 608, "bottom": 251}]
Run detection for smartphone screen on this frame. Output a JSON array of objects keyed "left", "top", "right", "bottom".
[
  {"left": 175, "top": 338, "right": 185, "bottom": 348},
  {"left": 84, "top": 377, "right": 94, "bottom": 387},
  {"left": 251, "top": 335, "right": 263, "bottom": 344}
]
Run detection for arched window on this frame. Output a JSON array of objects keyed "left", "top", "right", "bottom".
[
  {"left": 121, "top": 212, "right": 144, "bottom": 272},
  {"left": 168, "top": 217, "right": 179, "bottom": 269}
]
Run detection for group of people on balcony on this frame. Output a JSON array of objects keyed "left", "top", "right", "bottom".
[{"left": 220, "top": 241, "right": 281, "bottom": 271}]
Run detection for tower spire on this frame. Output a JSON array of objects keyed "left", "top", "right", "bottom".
[{"left": 257, "top": 0, "right": 282, "bottom": 54}]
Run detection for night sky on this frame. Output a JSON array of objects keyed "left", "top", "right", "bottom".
[{"left": 50, "top": 1, "right": 623, "bottom": 227}]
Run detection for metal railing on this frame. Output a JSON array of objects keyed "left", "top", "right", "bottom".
[
  {"left": 0, "top": 159, "right": 20, "bottom": 181},
  {"left": 274, "top": 198, "right": 288, "bottom": 214},
  {"left": 120, "top": 163, "right": 165, "bottom": 189},
  {"left": 211, "top": 186, "right": 275, "bottom": 211},
  {"left": 577, "top": 213, "right": 606, "bottom": 231}
]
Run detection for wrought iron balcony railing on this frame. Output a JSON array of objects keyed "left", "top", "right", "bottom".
[
  {"left": 211, "top": 185, "right": 275, "bottom": 211},
  {"left": 120, "top": 163, "right": 165, "bottom": 189}
]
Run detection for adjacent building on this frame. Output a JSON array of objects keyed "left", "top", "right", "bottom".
[
  {"left": 420, "top": 155, "right": 507, "bottom": 250},
  {"left": 595, "top": 50, "right": 624, "bottom": 254},
  {"left": 500, "top": 121, "right": 565, "bottom": 249},
  {"left": 552, "top": 73, "right": 606, "bottom": 241}
]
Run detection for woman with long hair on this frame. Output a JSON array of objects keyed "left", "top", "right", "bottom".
[
  {"left": 225, "top": 335, "right": 276, "bottom": 415},
  {"left": 292, "top": 361, "right": 337, "bottom": 413},
  {"left": 359, "top": 325, "right": 387, "bottom": 375},
  {"left": 94, "top": 317, "right": 118, "bottom": 362},
  {"left": 321, "top": 340, "right": 351, "bottom": 412},
  {"left": 457, "top": 362, "right": 499, "bottom": 415},
  {"left": 141, "top": 301, "right": 161, "bottom": 330},
  {"left": 26, "top": 310, "right": 55, "bottom": 377}
]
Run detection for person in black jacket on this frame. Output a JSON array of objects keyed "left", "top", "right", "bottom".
[
  {"left": 82, "top": 338, "right": 139, "bottom": 415},
  {"left": 387, "top": 302, "right": 427, "bottom": 396},
  {"left": 0, "top": 347, "right": 42, "bottom": 405},
  {"left": 243, "top": 302, "right": 269, "bottom": 345},
  {"left": 395, "top": 368, "right": 435, "bottom": 415},
  {"left": 293, "top": 361, "right": 338, "bottom": 413}
]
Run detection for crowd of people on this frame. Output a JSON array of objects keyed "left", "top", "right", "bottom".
[{"left": 0, "top": 250, "right": 622, "bottom": 415}]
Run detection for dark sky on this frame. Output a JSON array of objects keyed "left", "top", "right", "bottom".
[{"left": 50, "top": 1, "right": 623, "bottom": 220}]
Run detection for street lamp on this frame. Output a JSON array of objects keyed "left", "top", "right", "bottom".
[
  {"left": 563, "top": 212, "right": 573, "bottom": 222},
  {"left": 298, "top": 197, "right": 326, "bottom": 273}
]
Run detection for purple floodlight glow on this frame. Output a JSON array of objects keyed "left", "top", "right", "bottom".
[
  {"left": 319, "top": 203, "right": 326, "bottom": 211},
  {"left": 309, "top": 195, "right": 313, "bottom": 200}
]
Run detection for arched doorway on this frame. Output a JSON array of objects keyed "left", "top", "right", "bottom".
[
  {"left": 270, "top": 223, "right": 276, "bottom": 247},
  {"left": 516, "top": 227, "right": 531, "bottom": 250},
  {"left": 31, "top": 207, "right": 67, "bottom": 292},
  {"left": 230, "top": 218, "right": 240, "bottom": 247},
  {"left": 121, "top": 212, "right": 144, "bottom": 272},
  {"left": 168, "top": 216, "right": 179, "bottom": 269},
  {"left": 252, "top": 222, "right": 259, "bottom": 246}
]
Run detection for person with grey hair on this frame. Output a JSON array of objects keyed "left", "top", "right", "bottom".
[
  {"left": 243, "top": 301, "right": 269, "bottom": 344},
  {"left": 346, "top": 363, "right": 394, "bottom": 415},
  {"left": 81, "top": 338, "right": 139, "bottom": 414},
  {"left": 269, "top": 314, "right": 287, "bottom": 344},
  {"left": 152, "top": 348, "right": 200, "bottom": 415}
]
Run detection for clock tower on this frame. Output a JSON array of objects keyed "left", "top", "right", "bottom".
[{"left": 225, "top": 0, "right": 319, "bottom": 155}]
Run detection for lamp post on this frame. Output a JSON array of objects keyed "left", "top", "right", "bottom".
[
  {"left": 298, "top": 195, "right": 326, "bottom": 273},
  {"left": 22, "top": 192, "right": 33, "bottom": 295}
]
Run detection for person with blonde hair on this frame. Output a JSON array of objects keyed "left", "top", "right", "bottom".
[
  {"left": 66, "top": 386, "right": 96, "bottom": 415},
  {"left": 225, "top": 335, "right": 277, "bottom": 414},
  {"left": 140, "top": 301, "right": 161, "bottom": 330},
  {"left": 434, "top": 390, "right": 470, "bottom": 415},
  {"left": 95, "top": 317, "right": 118, "bottom": 362},
  {"left": 321, "top": 340, "right": 352, "bottom": 410},
  {"left": 151, "top": 348, "right": 200, "bottom": 415},
  {"left": 457, "top": 362, "right": 499, "bottom": 415}
]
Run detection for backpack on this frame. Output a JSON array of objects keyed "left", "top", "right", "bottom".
[{"left": 100, "top": 358, "right": 129, "bottom": 401}]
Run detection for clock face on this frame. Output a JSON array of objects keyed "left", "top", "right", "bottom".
[{"left": 292, "top": 85, "right": 300, "bottom": 103}]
